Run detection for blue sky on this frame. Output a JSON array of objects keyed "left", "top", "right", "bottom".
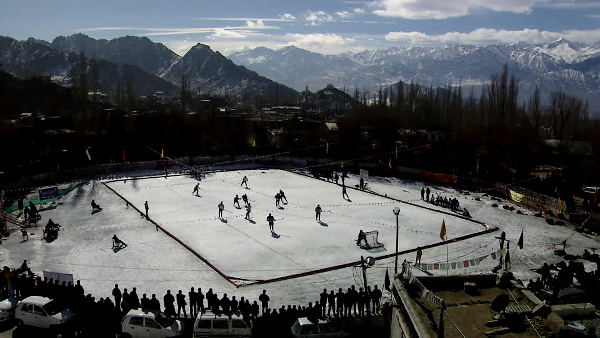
[{"left": 2, "top": 0, "right": 600, "bottom": 55}]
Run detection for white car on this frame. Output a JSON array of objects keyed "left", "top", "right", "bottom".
[
  {"left": 14, "top": 296, "right": 73, "bottom": 331},
  {"left": 0, "top": 297, "right": 19, "bottom": 322},
  {"left": 291, "top": 317, "right": 350, "bottom": 338},
  {"left": 121, "top": 309, "right": 184, "bottom": 338}
]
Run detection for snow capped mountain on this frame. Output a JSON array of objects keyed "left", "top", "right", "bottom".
[{"left": 229, "top": 39, "right": 600, "bottom": 112}]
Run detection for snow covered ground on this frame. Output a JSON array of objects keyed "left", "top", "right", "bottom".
[{"left": 1, "top": 169, "right": 598, "bottom": 309}]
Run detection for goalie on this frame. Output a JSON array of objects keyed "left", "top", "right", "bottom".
[{"left": 356, "top": 230, "right": 367, "bottom": 247}]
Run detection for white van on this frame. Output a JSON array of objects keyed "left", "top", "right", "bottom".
[
  {"left": 14, "top": 296, "right": 73, "bottom": 332},
  {"left": 193, "top": 310, "right": 251, "bottom": 338}
]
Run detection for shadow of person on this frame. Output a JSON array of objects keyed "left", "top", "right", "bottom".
[
  {"left": 113, "top": 246, "right": 124, "bottom": 253},
  {"left": 91, "top": 209, "right": 101, "bottom": 215},
  {"left": 318, "top": 221, "right": 328, "bottom": 227},
  {"left": 220, "top": 218, "right": 228, "bottom": 223},
  {"left": 248, "top": 220, "right": 256, "bottom": 224},
  {"left": 271, "top": 231, "right": 280, "bottom": 239},
  {"left": 277, "top": 206, "right": 285, "bottom": 210}
]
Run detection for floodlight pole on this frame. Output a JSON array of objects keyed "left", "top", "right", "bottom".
[{"left": 393, "top": 206, "right": 401, "bottom": 274}]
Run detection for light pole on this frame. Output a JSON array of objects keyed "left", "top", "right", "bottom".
[{"left": 393, "top": 206, "right": 401, "bottom": 274}]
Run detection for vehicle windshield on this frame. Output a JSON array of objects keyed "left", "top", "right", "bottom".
[{"left": 42, "top": 300, "right": 66, "bottom": 316}]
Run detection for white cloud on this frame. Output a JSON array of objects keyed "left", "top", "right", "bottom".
[
  {"left": 384, "top": 28, "right": 600, "bottom": 45},
  {"left": 373, "top": 0, "right": 536, "bottom": 19},
  {"left": 353, "top": 8, "right": 366, "bottom": 14},
  {"left": 304, "top": 11, "right": 334, "bottom": 25},
  {"left": 209, "top": 28, "right": 248, "bottom": 39},
  {"left": 540, "top": 1, "right": 600, "bottom": 9},
  {"left": 246, "top": 20, "right": 265, "bottom": 28},
  {"left": 279, "top": 13, "right": 297, "bottom": 21},
  {"left": 336, "top": 11, "right": 354, "bottom": 19},
  {"left": 285, "top": 33, "right": 355, "bottom": 52}
]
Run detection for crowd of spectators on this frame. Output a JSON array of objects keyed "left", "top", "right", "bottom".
[{"left": 1, "top": 260, "right": 387, "bottom": 336}]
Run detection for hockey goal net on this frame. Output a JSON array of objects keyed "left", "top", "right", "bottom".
[{"left": 361, "top": 230, "right": 384, "bottom": 249}]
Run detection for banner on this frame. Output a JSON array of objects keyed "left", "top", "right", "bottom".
[
  {"left": 509, "top": 189, "right": 526, "bottom": 203},
  {"left": 39, "top": 187, "right": 59, "bottom": 201},
  {"left": 43, "top": 271, "right": 74, "bottom": 285},
  {"left": 359, "top": 169, "right": 369, "bottom": 180},
  {"left": 414, "top": 251, "right": 501, "bottom": 271}
]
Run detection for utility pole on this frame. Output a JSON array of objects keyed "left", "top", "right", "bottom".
[{"left": 361, "top": 256, "right": 371, "bottom": 318}]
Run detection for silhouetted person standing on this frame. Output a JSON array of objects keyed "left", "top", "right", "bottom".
[
  {"left": 112, "top": 284, "right": 121, "bottom": 311},
  {"left": 144, "top": 201, "right": 149, "bottom": 219},
  {"left": 176, "top": 290, "right": 187, "bottom": 318},
  {"left": 259, "top": 290, "right": 270, "bottom": 315}
]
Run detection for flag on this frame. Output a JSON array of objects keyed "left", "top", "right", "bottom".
[
  {"left": 326, "top": 142, "right": 329, "bottom": 154},
  {"left": 476, "top": 158, "right": 479, "bottom": 173},
  {"left": 340, "top": 161, "right": 344, "bottom": 168},
  {"left": 85, "top": 148, "right": 92, "bottom": 161},
  {"left": 505, "top": 250, "right": 511, "bottom": 270},
  {"left": 161, "top": 146, "right": 164, "bottom": 158},
  {"left": 389, "top": 158, "right": 392, "bottom": 169},
  {"left": 384, "top": 268, "right": 390, "bottom": 291},
  {"left": 440, "top": 220, "right": 446, "bottom": 241},
  {"left": 252, "top": 139, "right": 256, "bottom": 147},
  {"left": 558, "top": 196, "right": 563, "bottom": 213},
  {"left": 395, "top": 146, "right": 398, "bottom": 159},
  {"left": 491, "top": 252, "right": 497, "bottom": 260},
  {"left": 122, "top": 149, "right": 126, "bottom": 161},
  {"left": 593, "top": 188, "right": 598, "bottom": 207},
  {"left": 517, "top": 230, "right": 524, "bottom": 250}
]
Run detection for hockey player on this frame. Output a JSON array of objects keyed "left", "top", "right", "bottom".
[
  {"left": 241, "top": 176, "right": 248, "bottom": 188},
  {"left": 193, "top": 183, "right": 200, "bottom": 196},
  {"left": 267, "top": 213, "right": 276, "bottom": 232},
  {"left": 275, "top": 193, "right": 281, "bottom": 207},
  {"left": 242, "top": 194, "right": 248, "bottom": 206},
  {"left": 218, "top": 202, "right": 225, "bottom": 218},
  {"left": 315, "top": 204, "right": 322, "bottom": 221},
  {"left": 334, "top": 173, "right": 339, "bottom": 185},
  {"left": 91, "top": 200, "right": 102, "bottom": 212},
  {"left": 279, "top": 190, "right": 288, "bottom": 203},
  {"left": 245, "top": 203, "right": 252, "bottom": 220},
  {"left": 144, "top": 201, "right": 149, "bottom": 218},
  {"left": 342, "top": 184, "right": 349, "bottom": 200},
  {"left": 112, "top": 235, "right": 127, "bottom": 249},
  {"left": 356, "top": 230, "right": 367, "bottom": 247},
  {"left": 359, "top": 177, "right": 365, "bottom": 190},
  {"left": 234, "top": 195, "right": 241, "bottom": 208}
]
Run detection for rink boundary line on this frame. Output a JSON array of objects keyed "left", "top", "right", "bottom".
[
  {"left": 287, "top": 169, "right": 490, "bottom": 230},
  {"left": 235, "top": 226, "right": 499, "bottom": 287},
  {"left": 102, "top": 181, "right": 241, "bottom": 288}
]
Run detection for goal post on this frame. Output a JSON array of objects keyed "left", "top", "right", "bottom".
[{"left": 361, "top": 230, "right": 384, "bottom": 249}]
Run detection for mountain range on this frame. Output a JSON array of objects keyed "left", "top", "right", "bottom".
[
  {"left": 0, "top": 34, "right": 297, "bottom": 102},
  {"left": 229, "top": 39, "right": 600, "bottom": 113},
  {"left": 1, "top": 34, "right": 600, "bottom": 112}
]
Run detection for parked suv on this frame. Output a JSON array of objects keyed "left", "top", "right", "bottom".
[
  {"left": 14, "top": 296, "right": 73, "bottom": 332},
  {"left": 121, "top": 309, "right": 184, "bottom": 338},
  {"left": 291, "top": 317, "right": 350, "bottom": 338},
  {"left": 193, "top": 310, "right": 251, "bottom": 337}
]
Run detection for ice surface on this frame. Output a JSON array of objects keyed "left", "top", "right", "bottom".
[{"left": 1, "top": 169, "right": 598, "bottom": 309}]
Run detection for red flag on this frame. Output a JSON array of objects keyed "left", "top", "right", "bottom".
[
  {"left": 122, "top": 149, "right": 126, "bottom": 161},
  {"left": 517, "top": 230, "right": 524, "bottom": 250},
  {"left": 593, "top": 188, "right": 598, "bottom": 207}
]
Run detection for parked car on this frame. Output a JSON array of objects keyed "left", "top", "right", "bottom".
[
  {"left": 121, "top": 309, "right": 183, "bottom": 338},
  {"left": 194, "top": 310, "right": 251, "bottom": 337},
  {"left": 291, "top": 317, "right": 350, "bottom": 338},
  {"left": 14, "top": 296, "right": 73, "bottom": 332},
  {"left": 0, "top": 297, "right": 19, "bottom": 322}
]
